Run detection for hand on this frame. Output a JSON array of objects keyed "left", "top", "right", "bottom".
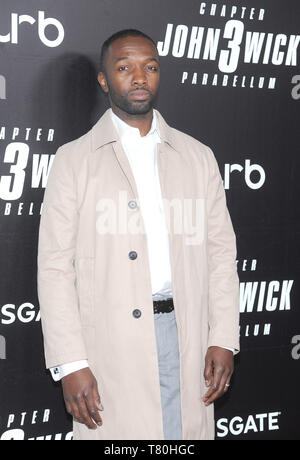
[
  {"left": 202, "top": 346, "right": 234, "bottom": 406},
  {"left": 62, "top": 368, "right": 104, "bottom": 429}
]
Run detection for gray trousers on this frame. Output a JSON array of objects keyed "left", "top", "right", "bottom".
[{"left": 154, "top": 309, "right": 182, "bottom": 440}]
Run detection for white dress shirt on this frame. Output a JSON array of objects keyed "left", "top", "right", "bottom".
[
  {"left": 110, "top": 107, "right": 173, "bottom": 299},
  {"left": 49, "top": 108, "right": 233, "bottom": 382}
]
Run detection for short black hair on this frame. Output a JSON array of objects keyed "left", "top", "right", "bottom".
[{"left": 99, "top": 29, "right": 158, "bottom": 74}]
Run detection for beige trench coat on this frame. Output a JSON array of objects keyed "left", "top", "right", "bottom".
[{"left": 37, "top": 108, "right": 240, "bottom": 440}]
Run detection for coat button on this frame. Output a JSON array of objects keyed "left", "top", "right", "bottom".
[
  {"left": 132, "top": 309, "right": 142, "bottom": 318},
  {"left": 128, "top": 251, "right": 137, "bottom": 260},
  {"left": 128, "top": 200, "right": 137, "bottom": 209}
]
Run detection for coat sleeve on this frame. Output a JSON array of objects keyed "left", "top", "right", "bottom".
[
  {"left": 37, "top": 145, "right": 88, "bottom": 369},
  {"left": 205, "top": 146, "right": 240, "bottom": 353}
]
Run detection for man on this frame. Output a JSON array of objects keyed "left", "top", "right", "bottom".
[{"left": 37, "top": 29, "right": 240, "bottom": 441}]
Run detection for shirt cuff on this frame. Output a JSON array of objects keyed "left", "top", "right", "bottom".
[
  {"left": 220, "top": 346, "right": 238, "bottom": 355},
  {"left": 50, "top": 360, "right": 89, "bottom": 382}
]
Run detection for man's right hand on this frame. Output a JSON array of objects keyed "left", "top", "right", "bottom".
[{"left": 62, "top": 368, "right": 104, "bottom": 430}]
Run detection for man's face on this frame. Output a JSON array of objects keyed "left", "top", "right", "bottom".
[{"left": 98, "top": 35, "right": 160, "bottom": 115}]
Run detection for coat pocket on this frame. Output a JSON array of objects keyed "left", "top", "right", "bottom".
[{"left": 75, "top": 257, "right": 95, "bottom": 326}]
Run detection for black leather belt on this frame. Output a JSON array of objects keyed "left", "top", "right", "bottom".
[{"left": 153, "top": 298, "right": 174, "bottom": 314}]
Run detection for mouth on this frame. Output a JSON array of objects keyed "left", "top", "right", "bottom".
[{"left": 129, "top": 90, "right": 150, "bottom": 100}]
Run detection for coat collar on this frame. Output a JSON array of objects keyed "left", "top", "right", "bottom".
[{"left": 91, "top": 107, "right": 179, "bottom": 153}]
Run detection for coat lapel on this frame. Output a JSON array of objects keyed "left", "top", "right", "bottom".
[
  {"left": 91, "top": 108, "right": 138, "bottom": 197},
  {"left": 112, "top": 140, "right": 139, "bottom": 199},
  {"left": 91, "top": 107, "right": 181, "bottom": 200}
]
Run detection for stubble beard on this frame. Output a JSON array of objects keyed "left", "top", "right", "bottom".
[{"left": 107, "top": 82, "right": 158, "bottom": 116}]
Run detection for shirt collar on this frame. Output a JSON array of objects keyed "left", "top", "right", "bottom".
[
  {"left": 91, "top": 108, "right": 180, "bottom": 153},
  {"left": 109, "top": 107, "right": 161, "bottom": 142}
]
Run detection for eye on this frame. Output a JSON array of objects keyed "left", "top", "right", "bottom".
[
  {"left": 147, "top": 65, "right": 158, "bottom": 71},
  {"left": 118, "top": 65, "right": 128, "bottom": 71}
]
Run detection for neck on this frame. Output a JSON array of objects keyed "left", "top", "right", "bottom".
[{"left": 110, "top": 105, "right": 153, "bottom": 137}]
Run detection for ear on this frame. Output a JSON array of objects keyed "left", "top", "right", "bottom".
[{"left": 97, "top": 72, "right": 109, "bottom": 94}]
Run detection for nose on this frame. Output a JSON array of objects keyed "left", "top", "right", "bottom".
[{"left": 132, "top": 66, "right": 147, "bottom": 86}]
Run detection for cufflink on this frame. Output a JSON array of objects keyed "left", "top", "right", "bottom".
[{"left": 53, "top": 368, "right": 59, "bottom": 375}]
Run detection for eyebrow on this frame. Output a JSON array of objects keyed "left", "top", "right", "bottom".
[{"left": 114, "top": 56, "right": 159, "bottom": 64}]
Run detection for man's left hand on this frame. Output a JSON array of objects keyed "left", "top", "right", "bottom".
[{"left": 202, "top": 346, "right": 234, "bottom": 406}]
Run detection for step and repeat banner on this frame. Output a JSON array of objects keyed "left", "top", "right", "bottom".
[{"left": 0, "top": 0, "right": 299, "bottom": 440}]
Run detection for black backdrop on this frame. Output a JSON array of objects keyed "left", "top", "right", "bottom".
[{"left": 0, "top": 0, "right": 299, "bottom": 440}]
